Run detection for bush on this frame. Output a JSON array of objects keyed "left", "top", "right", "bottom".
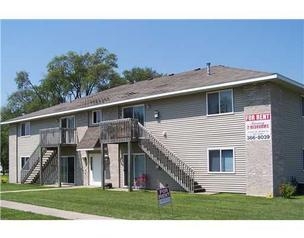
[{"left": 279, "top": 183, "right": 296, "bottom": 199}]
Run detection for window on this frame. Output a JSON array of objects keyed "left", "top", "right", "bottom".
[
  {"left": 301, "top": 97, "right": 304, "bottom": 116},
  {"left": 20, "top": 122, "right": 30, "bottom": 136},
  {"left": 122, "top": 105, "right": 145, "bottom": 125},
  {"left": 60, "top": 116, "right": 75, "bottom": 129},
  {"left": 207, "top": 89, "right": 233, "bottom": 115},
  {"left": 208, "top": 148, "right": 234, "bottom": 173},
  {"left": 92, "top": 110, "right": 102, "bottom": 124},
  {"left": 21, "top": 156, "right": 30, "bottom": 170}
]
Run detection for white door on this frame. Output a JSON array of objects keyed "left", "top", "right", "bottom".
[{"left": 89, "top": 154, "right": 101, "bottom": 186}]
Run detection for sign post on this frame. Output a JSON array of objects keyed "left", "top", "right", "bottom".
[{"left": 156, "top": 186, "right": 173, "bottom": 218}]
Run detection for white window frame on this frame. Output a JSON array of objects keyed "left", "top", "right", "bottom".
[
  {"left": 206, "top": 89, "right": 234, "bottom": 116},
  {"left": 207, "top": 147, "right": 235, "bottom": 174},
  {"left": 122, "top": 104, "right": 145, "bottom": 124},
  {"left": 20, "top": 122, "right": 31, "bottom": 137},
  {"left": 92, "top": 110, "right": 102, "bottom": 125},
  {"left": 20, "top": 156, "right": 30, "bottom": 169},
  {"left": 60, "top": 115, "right": 75, "bottom": 128}
]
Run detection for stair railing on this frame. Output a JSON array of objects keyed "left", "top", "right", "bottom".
[
  {"left": 21, "top": 146, "right": 46, "bottom": 183},
  {"left": 137, "top": 123, "right": 195, "bottom": 192}
]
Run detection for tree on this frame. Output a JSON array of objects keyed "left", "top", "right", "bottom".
[
  {"left": 0, "top": 106, "right": 20, "bottom": 174},
  {"left": 43, "top": 48, "right": 119, "bottom": 101},
  {"left": 1, "top": 48, "right": 164, "bottom": 175},
  {"left": 122, "top": 67, "right": 162, "bottom": 84}
]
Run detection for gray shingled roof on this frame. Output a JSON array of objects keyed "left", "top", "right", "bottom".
[
  {"left": 77, "top": 126, "right": 100, "bottom": 150},
  {"left": 4, "top": 65, "right": 273, "bottom": 123}
]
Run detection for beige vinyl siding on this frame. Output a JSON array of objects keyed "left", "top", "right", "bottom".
[
  {"left": 143, "top": 89, "right": 247, "bottom": 193},
  {"left": 9, "top": 125, "right": 17, "bottom": 183},
  {"left": 17, "top": 118, "right": 57, "bottom": 182},
  {"left": 271, "top": 84, "right": 304, "bottom": 193}
]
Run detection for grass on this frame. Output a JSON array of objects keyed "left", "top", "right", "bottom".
[
  {"left": 0, "top": 183, "right": 54, "bottom": 192},
  {"left": 0, "top": 207, "right": 63, "bottom": 220},
  {"left": 1, "top": 187, "right": 304, "bottom": 219}
]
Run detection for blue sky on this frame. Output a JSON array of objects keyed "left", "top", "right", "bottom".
[{"left": 1, "top": 20, "right": 303, "bottom": 106}]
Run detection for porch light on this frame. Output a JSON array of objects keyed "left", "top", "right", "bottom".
[{"left": 154, "top": 110, "right": 159, "bottom": 119}]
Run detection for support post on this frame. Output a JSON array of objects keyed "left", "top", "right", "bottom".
[
  {"left": 101, "top": 143, "right": 105, "bottom": 189},
  {"left": 40, "top": 146, "right": 43, "bottom": 185},
  {"left": 57, "top": 145, "right": 61, "bottom": 187},
  {"left": 128, "top": 141, "right": 133, "bottom": 192}
]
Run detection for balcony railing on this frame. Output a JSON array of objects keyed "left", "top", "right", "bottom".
[
  {"left": 100, "top": 118, "right": 138, "bottom": 143},
  {"left": 40, "top": 128, "right": 77, "bottom": 146}
]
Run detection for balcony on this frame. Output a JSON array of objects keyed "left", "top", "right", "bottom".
[
  {"left": 100, "top": 118, "right": 139, "bottom": 144},
  {"left": 40, "top": 128, "right": 77, "bottom": 147}
]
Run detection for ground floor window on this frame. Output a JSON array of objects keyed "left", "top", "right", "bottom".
[
  {"left": 208, "top": 148, "right": 234, "bottom": 173},
  {"left": 21, "top": 156, "right": 30, "bottom": 170}
]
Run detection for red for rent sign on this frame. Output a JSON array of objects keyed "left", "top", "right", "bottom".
[{"left": 245, "top": 113, "right": 271, "bottom": 141}]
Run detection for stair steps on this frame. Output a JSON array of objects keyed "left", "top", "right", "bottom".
[
  {"left": 23, "top": 149, "right": 56, "bottom": 184},
  {"left": 137, "top": 123, "right": 205, "bottom": 193}
]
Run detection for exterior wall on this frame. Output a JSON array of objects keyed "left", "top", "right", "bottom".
[
  {"left": 245, "top": 105, "right": 273, "bottom": 196},
  {"left": 117, "top": 82, "right": 273, "bottom": 194},
  {"left": 9, "top": 125, "right": 17, "bottom": 183},
  {"left": 271, "top": 84, "right": 304, "bottom": 195},
  {"left": 142, "top": 87, "right": 248, "bottom": 193},
  {"left": 17, "top": 117, "right": 57, "bottom": 182}
]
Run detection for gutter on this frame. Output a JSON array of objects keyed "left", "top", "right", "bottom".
[{"left": 1, "top": 73, "right": 302, "bottom": 125}]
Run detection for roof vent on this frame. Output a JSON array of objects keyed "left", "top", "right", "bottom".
[{"left": 206, "top": 62, "right": 211, "bottom": 75}]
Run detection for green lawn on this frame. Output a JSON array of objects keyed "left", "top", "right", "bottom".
[
  {"left": 0, "top": 183, "right": 54, "bottom": 192},
  {"left": 0, "top": 207, "right": 63, "bottom": 220},
  {"left": 1, "top": 187, "right": 304, "bottom": 219}
]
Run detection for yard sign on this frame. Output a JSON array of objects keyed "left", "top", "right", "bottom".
[
  {"left": 157, "top": 187, "right": 172, "bottom": 206},
  {"left": 245, "top": 113, "right": 271, "bottom": 141}
]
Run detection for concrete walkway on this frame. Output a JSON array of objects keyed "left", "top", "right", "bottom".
[
  {"left": 0, "top": 186, "right": 93, "bottom": 194},
  {"left": 0, "top": 200, "right": 116, "bottom": 220}
]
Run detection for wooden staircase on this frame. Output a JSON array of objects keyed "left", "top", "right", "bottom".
[
  {"left": 137, "top": 123, "right": 205, "bottom": 193},
  {"left": 21, "top": 148, "right": 56, "bottom": 184}
]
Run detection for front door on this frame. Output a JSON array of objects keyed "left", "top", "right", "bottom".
[
  {"left": 89, "top": 154, "right": 101, "bottom": 186},
  {"left": 61, "top": 156, "right": 74, "bottom": 184}
]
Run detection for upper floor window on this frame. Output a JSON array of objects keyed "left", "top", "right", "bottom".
[
  {"left": 208, "top": 148, "right": 234, "bottom": 173},
  {"left": 301, "top": 97, "right": 304, "bottom": 116},
  {"left": 122, "top": 105, "right": 145, "bottom": 125},
  {"left": 60, "top": 116, "right": 75, "bottom": 129},
  {"left": 207, "top": 89, "right": 233, "bottom": 115},
  {"left": 92, "top": 110, "right": 102, "bottom": 124},
  {"left": 20, "top": 122, "right": 30, "bottom": 137}
]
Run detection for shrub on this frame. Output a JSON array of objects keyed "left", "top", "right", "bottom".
[
  {"left": 279, "top": 183, "right": 296, "bottom": 199},
  {"left": 0, "top": 175, "right": 8, "bottom": 184}
]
